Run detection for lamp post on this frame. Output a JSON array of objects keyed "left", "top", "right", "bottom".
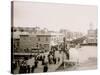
[
  {"left": 63, "top": 37, "right": 66, "bottom": 69},
  {"left": 37, "top": 43, "right": 39, "bottom": 55},
  {"left": 62, "top": 35, "right": 70, "bottom": 69}
]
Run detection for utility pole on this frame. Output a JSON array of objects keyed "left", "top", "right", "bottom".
[
  {"left": 63, "top": 35, "right": 70, "bottom": 69},
  {"left": 63, "top": 37, "right": 66, "bottom": 69},
  {"left": 37, "top": 43, "right": 39, "bottom": 55}
]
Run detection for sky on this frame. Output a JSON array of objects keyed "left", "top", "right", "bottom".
[{"left": 13, "top": 1, "right": 97, "bottom": 34}]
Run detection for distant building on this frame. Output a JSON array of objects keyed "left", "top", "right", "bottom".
[
  {"left": 13, "top": 29, "right": 64, "bottom": 53},
  {"left": 36, "top": 32, "right": 64, "bottom": 52},
  {"left": 59, "top": 29, "right": 72, "bottom": 41},
  {"left": 13, "top": 31, "right": 21, "bottom": 52},
  {"left": 72, "top": 32, "right": 83, "bottom": 40},
  {"left": 59, "top": 29, "right": 83, "bottom": 41},
  {"left": 19, "top": 32, "right": 30, "bottom": 51},
  {"left": 87, "top": 29, "right": 97, "bottom": 44}
]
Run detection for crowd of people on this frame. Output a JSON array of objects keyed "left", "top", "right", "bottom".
[
  {"left": 12, "top": 43, "right": 82, "bottom": 74},
  {"left": 12, "top": 49, "right": 62, "bottom": 74}
]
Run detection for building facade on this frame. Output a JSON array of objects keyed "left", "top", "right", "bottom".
[
  {"left": 87, "top": 29, "right": 97, "bottom": 44},
  {"left": 13, "top": 30, "right": 64, "bottom": 53}
]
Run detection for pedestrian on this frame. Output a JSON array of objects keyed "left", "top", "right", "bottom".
[
  {"left": 66, "top": 50, "right": 70, "bottom": 60},
  {"left": 21, "top": 60, "right": 27, "bottom": 73},
  {"left": 12, "top": 61, "right": 15, "bottom": 73},
  {"left": 58, "top": 57, "right": 60, "bottom": 63},
  {"left": 50, "top": 55, "right": 53, "bottom": 64},
  {"left": 54, "top": 57, "right": 56, "bottom": 64},
  {"left": 44, "top": 55, "right": 48, "bottom": 64},
  {"left": 48, "top": 55, "right": 51, "bottom": 64},
  {"left": 34, "top": 60, "right": 38, "bottom": 68},
  {"left": 42, "top": 55, "right": 45, "bottom": 65},
  {"left": 27, "top": 65, "right": 30, "bottom": 73},
  {"left": 42, "top": 58, "right": 45, "bottom": 65},
  {"left": 43, "top": 64, "right": 48, "bottom": 72},
  {"left": 26, "top": 56, "right": 35, "bottom": 69},
  {"left": 19, "top": 63, "right": 24, "bottom": 73},
  {"left": 22, "top": 62, "right": 27, "bottom": 73},
  {"left": 31, "top": 65, "right": 35, "bottom": 73},
  {"left": 40, "top": 55, "right": 42, "bottom": 61}
]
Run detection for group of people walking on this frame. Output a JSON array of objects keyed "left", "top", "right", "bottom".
[
  {"left": 18, "top": 55, "right": 49, "bottom": 73},
  {"left": 12, "top": 50, "right": 62, "bottom": 74},
  {"left": 19, "top": 60, "right": 36, "bottom": 73}
]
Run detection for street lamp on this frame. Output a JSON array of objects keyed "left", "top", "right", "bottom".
[
  {"left": 36, "top": 43, "right": 39, "bottom": 55},
  {"left": 63, "top": 37, "right": 66, "bottom": 69},
  {"left": 62, "top": 36, "right": 70, "bottom": 69}
]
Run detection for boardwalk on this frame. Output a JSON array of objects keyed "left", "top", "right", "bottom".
[
  {"left": 56, "top": 46, "right": 97, "bottom": 71},
  {"left": 14, "top": 51, "right": 63, "bottom": 74}
]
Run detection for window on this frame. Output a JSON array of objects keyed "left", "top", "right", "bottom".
[
  {"left": 38, "top": 37, "right": 40, "bottom": 41},
  {"left": 46, "top": 37, "right": 48, "bottom": 41}
]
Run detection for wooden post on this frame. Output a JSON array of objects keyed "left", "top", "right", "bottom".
[{"left": 63, "top": 37, "right": 66, "bottom": 69}]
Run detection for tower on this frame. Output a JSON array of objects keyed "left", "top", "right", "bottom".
[{"left": 89, "top": 23, "right": 93, "bottom": 30}]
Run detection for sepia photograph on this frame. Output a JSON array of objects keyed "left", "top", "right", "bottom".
[{"left": 11, "top": 1, "right": 97, "bottom": 74}]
